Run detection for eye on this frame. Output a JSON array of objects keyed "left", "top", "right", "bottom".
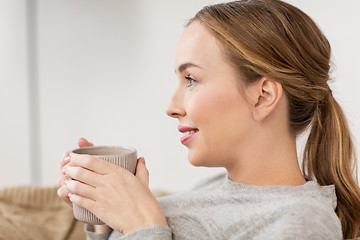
[{"left": 185, "top": 76, "right": 196, "bottom": 87}]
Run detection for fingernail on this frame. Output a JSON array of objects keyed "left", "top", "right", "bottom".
[
  {"left": 62, "top": 166, "right": 67, "bottom": 175},
  {"left": 64, "top": 156, "right": 71, "bottom": 163}
]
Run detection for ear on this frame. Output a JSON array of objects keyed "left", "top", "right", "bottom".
[{"left": 249, "top": 77, "right": 283, "bottom": 122}]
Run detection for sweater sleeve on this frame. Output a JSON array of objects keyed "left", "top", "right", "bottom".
[
  {"left": 85, "top": 224, "right": 113, "bottom": 240},
  {"left": 85, "top": 225, "right": 172, "bottom": 240},
  {"left": 115, "top": 225, "right": 172, "bottom": 240}
]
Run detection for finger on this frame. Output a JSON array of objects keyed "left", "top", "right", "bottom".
[
  {"left": 59, "top": 151, "right": 70, "bottom": 169},
  {"left": 64, "top": 165, "right": 99, "bottom": 187},
  {"left": 68, "top": 192, "right": 95, "bottom": 212},
  {"left": 58, "top": 165, "right": 72, "bottom": 188},
  {"left": 65, "top": 179, "right": 96, "bottom": 201},
  {"left": 57, "top": 174, "right": 69, "bottom": 188},
  {"left": 57, "top": 185, "right": 72, "bottom": 207},
  {"left": 58, "top": 153, "right": 71, "bottom": 188},
  {"left": 135, "top": 157, "right": 149, "bottom": 187},
  {"left": 57, "top": 185, "right": 69, "bottom": 199},
  {"left": 68, "top": 154, "right": 114, "bottom": 175},
  {"left": 78, "top": 138, "right": 94, "bottom": 148}
]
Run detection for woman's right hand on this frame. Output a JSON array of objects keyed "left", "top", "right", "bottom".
[
  {"left": 57, "top": 138, "right": 93, "bottom": 207},
  {"left": 57, "top": 138, "right": 111, "bottom": 233}
]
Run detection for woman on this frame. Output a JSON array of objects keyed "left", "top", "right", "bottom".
[{"left": 58, "top": 0, "right": 360, "bottom": 239}]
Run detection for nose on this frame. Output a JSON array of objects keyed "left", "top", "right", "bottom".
[{"left": 166, "top": 86, "right": 185, "bottom": 118}]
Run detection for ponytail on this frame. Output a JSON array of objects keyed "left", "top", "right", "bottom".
[{"left": 303, "top": 92, "right": 360, "bottom": 238}]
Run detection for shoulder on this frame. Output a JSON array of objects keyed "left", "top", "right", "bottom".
[
  {"left": 219, "top": 195, "right": 342, "bottom": 240},
  {"left": 268, "top": 200, "right": 342, "bottom": 240},
  {"left": 231, "top": 181, "right": 343, "bottom": 240},
  {"left": 280, "top": 200, "right": 339, "bottom": 225}
]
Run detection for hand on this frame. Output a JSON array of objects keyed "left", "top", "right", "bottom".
[
  {"left": 57, "top": 138, "right": 93, "bottom": 207},
  {"left": 62, "top": 153, "right": 168, "bottom": 234}
]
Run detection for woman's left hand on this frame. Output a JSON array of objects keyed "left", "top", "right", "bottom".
[{"left": 63, "top": 154, "right": 168, "bottom": 234}]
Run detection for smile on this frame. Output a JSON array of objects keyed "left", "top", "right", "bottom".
[
  {"left": 178, "top": 126, "right": 199, "bottom": 145},
  {"left": 182, "top": 130, "right": 197, "bottom": 137}
]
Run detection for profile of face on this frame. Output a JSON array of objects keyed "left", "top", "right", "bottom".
[{"left": 166, "top": 21, "right": 256, "bottom": 168}]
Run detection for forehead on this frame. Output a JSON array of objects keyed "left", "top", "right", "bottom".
[{"left": 175, "top": 21, "right": 226, "bottom": 70}]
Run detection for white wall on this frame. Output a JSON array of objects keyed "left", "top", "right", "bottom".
[
  {"left": 35, "top": 0, "right": 226, "bottom": 192},
  {"left": 0, "top": 1, "right": 31, "bottom": 187},
  {"left": 1, "top": 0, "right": 359, "bottom": 191}
]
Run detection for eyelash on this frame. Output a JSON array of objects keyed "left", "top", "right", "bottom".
[{"left": 185, "top": 76, "right": 196, "bottom": 87}]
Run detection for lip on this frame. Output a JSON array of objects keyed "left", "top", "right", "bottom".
[{"left": 178, "top": 125, "right": 199, "bottom": 145}]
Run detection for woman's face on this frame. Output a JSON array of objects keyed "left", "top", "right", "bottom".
[{"left": 166, "top": 21, "right": 254, "bottom": 168}]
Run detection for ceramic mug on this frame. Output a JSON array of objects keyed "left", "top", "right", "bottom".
[{"left": 70, "top": 146, "right": 137, "bottom": 225}]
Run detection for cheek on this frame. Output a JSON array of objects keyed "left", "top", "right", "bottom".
[
  {"left": 186, "top": 87, "right": 251, "bottom": 161},
  {"left": 189, "top": 87, "right": 249, "bottom": 131},
  {"left": 186, "top": 87, "right": 232, "bottom": 123}
]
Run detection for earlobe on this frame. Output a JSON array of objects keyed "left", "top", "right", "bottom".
[{"left": 252, "top": 77, "right": 283, "bottom": 122}]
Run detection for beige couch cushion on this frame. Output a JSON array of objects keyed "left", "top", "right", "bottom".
[{"left": 0, "top": 185, "right": 85, "bottom": 240}]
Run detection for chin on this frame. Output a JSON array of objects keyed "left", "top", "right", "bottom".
[
  {"left": 189, "top": 159, "right": 205, "bottom": 167},
  {"left": 187, "top": 150, "right": 217, "bottom": 167},
  {"left": 187, "top": 151, "right": 205, "bottom": 167}
]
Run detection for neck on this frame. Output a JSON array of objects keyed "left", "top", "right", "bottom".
[{"left": 226, "top": 127, "right": 306, "bottom": 186}]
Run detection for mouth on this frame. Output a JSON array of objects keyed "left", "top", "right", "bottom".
[{"left": 178, "top": 125, "right": 199, "bottom": 145}]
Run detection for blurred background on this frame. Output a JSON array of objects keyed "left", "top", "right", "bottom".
[{"left": 1, "top": 0, "right": 359, "bottom": 192}]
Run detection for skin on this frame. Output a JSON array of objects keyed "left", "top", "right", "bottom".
[{"left": 58, "top": 21, "right": 306, "bottom": 234}]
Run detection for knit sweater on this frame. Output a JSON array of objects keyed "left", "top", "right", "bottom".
[{"left": 86, "top": 173, "right": 342, "bottom": 240}]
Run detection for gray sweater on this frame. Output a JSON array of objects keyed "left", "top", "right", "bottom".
[{"left": 86, "top": 173, "right": 342, "bottom": 240}]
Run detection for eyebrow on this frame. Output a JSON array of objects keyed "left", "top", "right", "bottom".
[{"left": 175, "top": 62, "right": 201, "bottom": 74}]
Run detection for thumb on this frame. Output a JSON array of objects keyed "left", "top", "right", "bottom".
[
  {"left": 78, "top": 138, "right": 94, "bottom": 147},
  {"left": 135, "top": 157, "right": 149, "bottom": 187}
]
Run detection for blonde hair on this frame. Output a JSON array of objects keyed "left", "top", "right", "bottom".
[{"left": 189, "top": 0, "right": 360, "bottom": 238}]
